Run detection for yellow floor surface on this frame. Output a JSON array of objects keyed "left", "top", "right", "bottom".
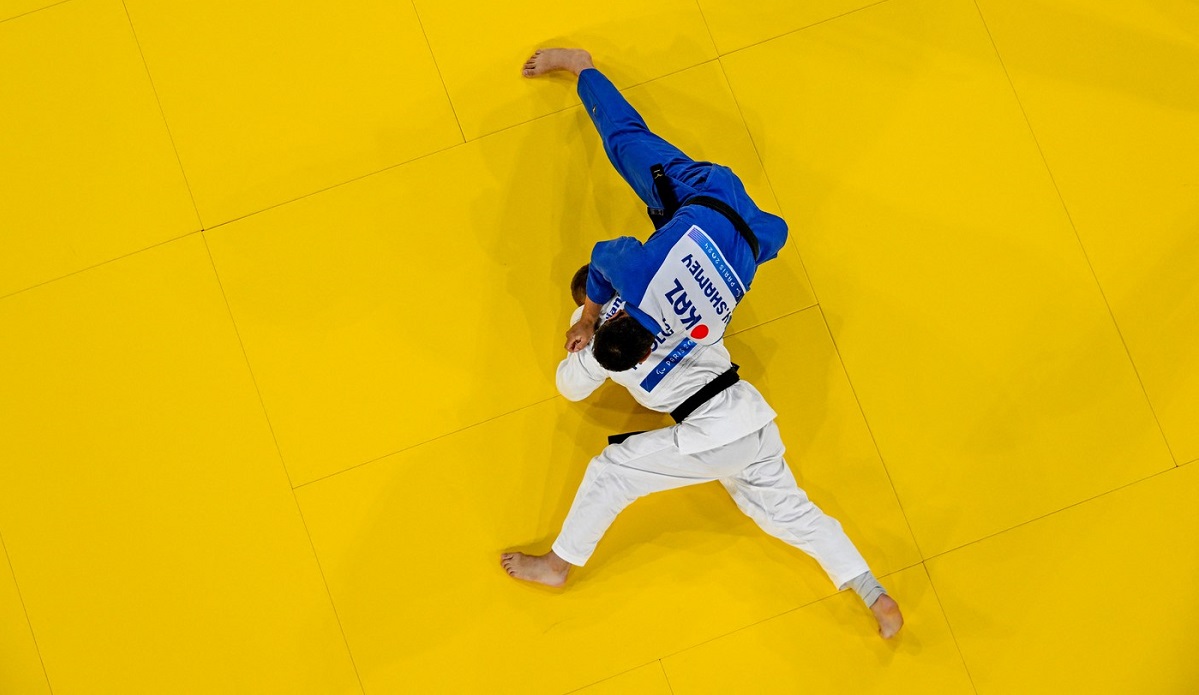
[
  {"left": 0, "top": 0, "right": 198, "bottom": 298},
  {"left": 1, "top": 0, "right": 1196, "bottom": 693}
]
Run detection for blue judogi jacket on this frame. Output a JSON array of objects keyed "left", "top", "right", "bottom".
[{"left": 584, "top": 164, "right": 789, "bottom": 393}]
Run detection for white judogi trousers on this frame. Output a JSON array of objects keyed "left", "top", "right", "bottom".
[{"left": 552, "top": 420, "right": 871, "bottom": 591}]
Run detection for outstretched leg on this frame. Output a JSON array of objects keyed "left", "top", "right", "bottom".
[
  {"left": 721, "top": 422, "right": 904, "bottom": 638},
  {"left": 522, "top": 47, "right": 713, "bottom": 210},
  {"left": 501, "top": 428, "right": 726, "bottom": 587}
]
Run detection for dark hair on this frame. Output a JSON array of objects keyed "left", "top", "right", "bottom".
[
  {"left": 570, "top": 264, "right": 589, "bottom": 307},
  {"left": 593, "top": 314, "right": 655, "bottom": 372}
]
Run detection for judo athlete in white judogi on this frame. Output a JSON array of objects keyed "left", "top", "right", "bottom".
[
  {"left": 503, "top": 281, "right": 904, "bottom": 638},
  {"left": 502, "top": 48, "right": 903, "bottom": 638}
]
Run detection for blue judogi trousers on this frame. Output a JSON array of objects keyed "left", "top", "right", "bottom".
[{"left": 574, "top": 68, "right": 788, "bottom": 291}]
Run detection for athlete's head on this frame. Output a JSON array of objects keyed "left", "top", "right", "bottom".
[
  {"left": 570, "top": 264, "right": 589, "bottom": 307},
  {"left": 593, "top": 310, "right": 655, "bottom": 372}
]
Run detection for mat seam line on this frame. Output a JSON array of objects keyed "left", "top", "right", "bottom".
[
  {"left": 121, "top": 0, "right": 205, "bottom": 229},
  {"left": 971, "top": 0, "right": 1178, "bottom": 467},
  {"left": 201, "top": 137, "right": 465, "bottom": 232},
  {"left": 814, "top": 306, "right": 926, "bottom": 559},
  {"left": 921, "top": 562, "right": 980, "bottom": 694},
  {"left": 200, "top": 233, "right": 367, "bottom": 695},
  {"left": 408, "top": 0, "right": 465, "bottom": 143},
  {"left": 714, "top": 55, "right": 820, "bottom": 314},
  {"left": 718, "top": 0, "right": 895, "bottom": 60},
  {"left": 290, "top": 497, "right": 368, "bottom": 694},
  {"left": 0, "top": 230, "right": 200, "bottom": 303},
  {"left": 692, "top": 0, "right": 720, "bottom": 57},
  {"left": 725, "top": 301, "right": 820, "bottom": 339},
  {"left": 924, "top": 465, "right": 1177, "bottom": 563},
  {"left": 0, "top": 0, "right": 73, "bottom": 25},
  {"left": 653, "top": 563, "right": 915, "bottom": 664},
  {"left": 292, "top": 394, "right": 560, "bottom": 490},
  {"left": 558, "top": 657, "right": 665, "bottom": 695},
  {"left": 0, "top": 531, "right": 54, "bottom": 694},
  {"left": 200, "top": 234, "right": 294, "bottom": 488},
  {"left": 659, "top": 659, "right": 676, "bottom": 694}
]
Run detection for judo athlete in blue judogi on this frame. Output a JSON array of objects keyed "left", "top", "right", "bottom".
[
  {"left": 501, "top": 49, "right": 903, "bottom": 639},
  {"left": 557, "top": 59, "right": 789, "bottom": 362}
]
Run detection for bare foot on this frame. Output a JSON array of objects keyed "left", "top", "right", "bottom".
[
  {"left": 501, "top": 551, "right": 571, "bottom": 587},
  {"left": 871, "top": 594, "right": 904, "bottom": 638},
  {"left": 522, "top": 48, "right": 594, "bottom": 78}
]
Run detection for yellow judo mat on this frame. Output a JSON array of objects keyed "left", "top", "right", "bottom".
[{"left": 2, "top": 0, "right": 1197, "bottom": 692}]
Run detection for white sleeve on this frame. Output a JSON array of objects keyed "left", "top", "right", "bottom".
[
  {"left": 556, "top": 305, "right": 608, "bottom": 401},
  {"left": 555, "top": 349, "right": 608, "bottom": 401}
]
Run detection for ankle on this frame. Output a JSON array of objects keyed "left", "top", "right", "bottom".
[
  {"left": 572, "top": 52, "right": 595, "bottom": 76},
  {"left": 547, "top": 552, "right": 572, "bottom": 573}
]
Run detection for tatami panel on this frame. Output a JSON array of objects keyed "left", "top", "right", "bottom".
[
  {"left": 697, "top": 0, "right": 882, "bottom": 54},
  {"left": 662, "top": 565, "right": 974, "bottom": 694},
  {"left": 926, "top": 463, "right": 1199, "bottom": 693},
  {"left": 0, "top": 236, "right": 360, "bottom": 694},
  {"left": 294, "top": 308, "right": 908, "bottom": 693},
  {"left": 411, "top": 0, "right": 716, "bottom": 140},
  {"left": 721, "top": 0, "right": 1174, "bottom": 556},
  {"left": 0, "top": 539, "right": 48, "bottom": 695},
  {"left": 0, "top": 0, "right": 198, "bottom": 298},
  {"left": 206, "top": 61, "right": 811, "bottom": 487},
  {"left": 976, "top": 0, "right": 1199, "bottom": 466},
  {"left": 122, "top": 0, "right": 461, "bottom": 226}
]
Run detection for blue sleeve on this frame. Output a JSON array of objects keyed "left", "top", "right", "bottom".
[
  {"left": 586, "top": 236, "right": 643, "bottom": 305},
  {"left": 755, "top": 212, "right": 789, "bottom": 265}
]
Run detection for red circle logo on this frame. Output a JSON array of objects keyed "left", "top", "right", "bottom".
[{"left": 690, "top": 324, "right": 709, "bottom": 340}]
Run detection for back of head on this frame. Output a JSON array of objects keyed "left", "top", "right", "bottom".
[
  {"left": 593, "top": 314, "right": 655, "bottom": 372},
  {"left": 570, "top": 264, "right": 589, "bottom": 307}
]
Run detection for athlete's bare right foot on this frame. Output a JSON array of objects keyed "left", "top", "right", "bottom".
[
  {"left": 501, "top": 551, "right": 571, "bottom": 587},
  {"left": 871, "top": 594, "right": 904, "bottom": 639},
  {"left": 522, "top": 48, "right": 594, "bottom": 78}
]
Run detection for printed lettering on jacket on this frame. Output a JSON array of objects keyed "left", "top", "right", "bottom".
[{"left": 635, "top": 226, "right": 746, "bottom": 392}]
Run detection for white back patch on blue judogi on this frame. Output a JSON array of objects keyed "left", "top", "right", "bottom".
[{"left": 636, "top": 226, "right": 746, "bottom": 392}]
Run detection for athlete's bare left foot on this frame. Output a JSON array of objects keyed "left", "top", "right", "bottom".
[
  {"left": 522, "top": 48, "right": 594, "bottom": 78},
  {"left": 871, "top": 594, "right": 904, "bottom": 639},
  {"left": 501, "top": 551, "right": 571, "bottom": 587}
]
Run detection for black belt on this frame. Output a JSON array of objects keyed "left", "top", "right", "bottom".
[
  {"left": 607, "top": 364, "right": 741, "bottom": 445},
  {"left": 648, "top": 164, "right": 760, "bottom": 260}
]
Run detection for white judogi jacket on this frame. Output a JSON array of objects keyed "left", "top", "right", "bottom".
[{"left": 557, "top": 302, "right": 776, "bottom": 455}]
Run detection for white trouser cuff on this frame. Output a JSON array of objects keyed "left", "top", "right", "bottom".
[{"left": 550, "top": 539, "right": 589, "bottom": 568}]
